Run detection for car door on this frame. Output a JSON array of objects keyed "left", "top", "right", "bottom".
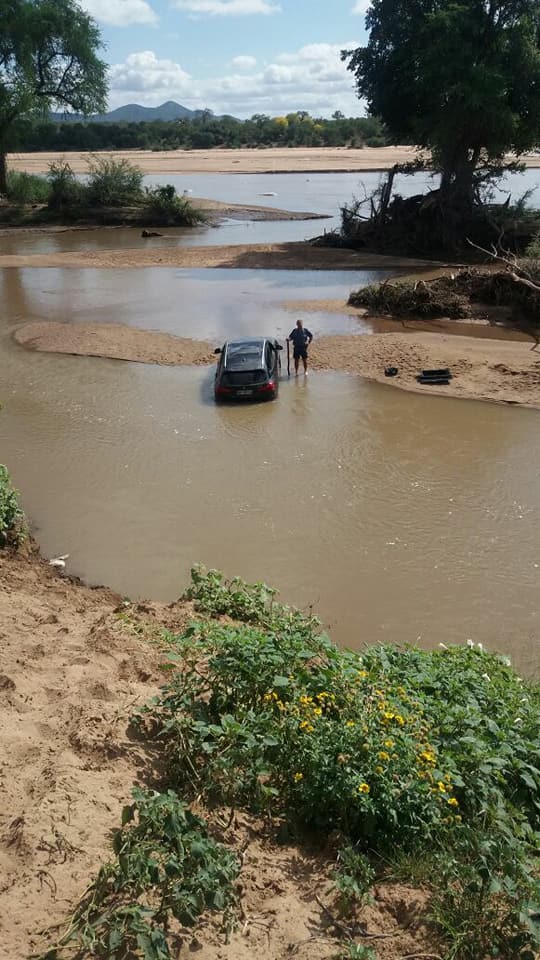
[{"left": 264, "top": 341, "right": 274, "bottom": 380}]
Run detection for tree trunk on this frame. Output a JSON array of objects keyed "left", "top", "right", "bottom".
[
  {"left": 439, "top": 144, "right": 478, "bottom": 214},
  {"left": 0, "top": 150, "right": 7, "bottom": 197}
]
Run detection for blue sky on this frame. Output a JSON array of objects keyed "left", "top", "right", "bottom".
[{"left": 79, "top": 0, "right": 370, "bottom": 116}]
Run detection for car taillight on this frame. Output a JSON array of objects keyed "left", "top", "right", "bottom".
[
  {"left": 258, "top": 381, "right": 275, "bottom": 392},
  {"left": 216, "top": 385, "right": 232, "bottom": 395}
]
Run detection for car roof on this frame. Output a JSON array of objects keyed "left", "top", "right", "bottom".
[{"left": 223, "top": 338, "right": 271, "bottom": 370}]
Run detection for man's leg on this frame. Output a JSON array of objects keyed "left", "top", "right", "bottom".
[
  {"left": 303, "top": 352, "right": 308, "bottom": 375},
  {"left": 294, "top": 353, "right": 299, "bottom": 375}
]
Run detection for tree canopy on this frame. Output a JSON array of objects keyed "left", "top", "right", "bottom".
[
  {"left": 343, "top": 0, "right": 540, "bottom": 200},
  {"left": 0, "top": 0, "right": 107, "bottom": 192}
]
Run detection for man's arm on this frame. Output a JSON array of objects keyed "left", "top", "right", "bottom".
[{"left": 306, "top": 329, "right": 313, "bottom": 343}]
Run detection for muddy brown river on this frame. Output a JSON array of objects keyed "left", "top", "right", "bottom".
[{"left": 1, "top": 208, "right": 540, "bottom": 673}]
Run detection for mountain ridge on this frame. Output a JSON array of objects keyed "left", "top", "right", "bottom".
[{"left": 50, "top": 101, "right": 213, "bottom": 123}]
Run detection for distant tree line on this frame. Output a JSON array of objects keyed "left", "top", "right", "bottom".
[{"left": 12, "top": 111, "right": 389, "bottom": 153}]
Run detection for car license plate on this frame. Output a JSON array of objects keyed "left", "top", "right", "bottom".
[{"left": 237, "top": 389, "right": 253, "bottom": 396}]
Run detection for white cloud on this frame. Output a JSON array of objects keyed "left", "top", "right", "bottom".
[
  {"left": 108, "top": 41, "right": 364, "bottom": 117},
  {"left": 109, "top": 51, "right": 191, "bottom": 95},
  {"left": 80, "top": 0, "right": 158, "bottom": 26},
  {"left": 351, "top": 1, "right": 370, "bottom": 12},
  {"left": 231, "top": 55, "right": 258, "bottom": 70},
  {"left": 173, "top": 0, "right": 280, "bottom": 15}
]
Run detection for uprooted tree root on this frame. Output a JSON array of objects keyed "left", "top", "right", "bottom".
[{"left": 349, "top": 266, "right": 540, "bottom": 346}]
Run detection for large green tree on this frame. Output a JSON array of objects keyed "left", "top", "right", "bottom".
[
  {"left": 0, "top": 0, "right": 107, "bottom": 194},
  {"left": 344, "top": 0, "right": 540, "bottom": 209}
]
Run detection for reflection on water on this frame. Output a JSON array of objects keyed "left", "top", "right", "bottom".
[
  {"left": 1, "top": 265, "right": 540, "bottom": 673},
  {"left": 0, "top": 267, "right": 389, "bottom": 341}
]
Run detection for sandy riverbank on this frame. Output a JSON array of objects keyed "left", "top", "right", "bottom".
[
  {"left": 0, "top": 544, "right": 437, "bottom": 960},
  {"left": 9, "top": 146, "right": 540, "bottom": 175},
  {"left": 13, "top": 318, "right": 540, "bottom": 409},
  {"left": 7, "top": 146, "right": 422, "bottom": 175}
]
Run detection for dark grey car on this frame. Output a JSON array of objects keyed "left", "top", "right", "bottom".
[{"left": 214, "top": 337, "right": 282, "bottom": 401}]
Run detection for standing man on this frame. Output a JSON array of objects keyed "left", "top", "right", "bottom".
[{"left": 288, "top": 319, "right": 313, "bottom": 376}]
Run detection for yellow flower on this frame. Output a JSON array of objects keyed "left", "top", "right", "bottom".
[
  {"left": 384, "top": 739, "right": 394, "bottom": 749},
  {"left": 444, "top": 773, "right": 452, "bottom": 783},
  {"left": 378, "top": 751, "right": 390, "bottom": 762},
  {"left": 313, "top": 707, "right": 323, "bottom": 716},
  {"left": 346, "top": 720, "right": 355, "bottom": 728},
  {"left": 382, "top": 711, "right": 395, "bottom": 721},
  {"left": 299, "top": 721, "right": 314, "bottom": 733},
  {"left": 419, "top": 750, "right": 436, "bottom": 764},
  {"left": 438, "top": 781, "right": 446, "bottom": 793},
  {"left": 375, "top": 765, "right": 384, "bottom": 775},
  {"left": 394, "top": 715, "right": 405, "bottom": 726},
  {"left": 317, "top": 692, "right": 329, "bottom": 700},
  {"left": 294, "top": 772, "right": 304, "bottom": 782},
  {"left": 356, "top": 670, "right": 368, "bottom": 681},
  {"left": 358, "top": 783, "right": 370, "bottom": 794},
  {"left": 374, "top": 689, "right": 384, "bottom": 698},
  {"left": 447, "top": 797, "right": 459, "bottom": 807}
]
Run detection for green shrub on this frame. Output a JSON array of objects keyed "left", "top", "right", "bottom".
[
  {"left": 334, "top": 845, "right": 375, "bottom": 914},
  {"left": 50, "top": 789, "right": 239, "bottom": 959},
  {"left": 85, "top": 155, "right": 144, "bottom": 207},
  {"left": 47, "top": 160, "right": 84, "bottom": 210},
  {"left": 143, "top": 184, "right": 206, "bottom": 226},
  {"left": 6, "top": 170, "right": 49, "bottom": 205},
  {"left": 0, "top": 464, "right": 23, "bottom": 546},
  {"left": 525, "top": 233, "right": 540, "bottom": 259},
  {"left": 140, "top": 567, "right": 540, "bottom": 960}
]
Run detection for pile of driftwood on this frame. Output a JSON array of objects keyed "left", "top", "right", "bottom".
[
  {"left": 309, "top": 162, "right": 540, "bottom": 257},
  {"left": 350, "top": 256, "right": 540, "bottom": 348}
]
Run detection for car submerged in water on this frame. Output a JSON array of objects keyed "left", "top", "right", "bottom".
[{"left": 214, "top": 337, "right": 283, "bottom": 401}]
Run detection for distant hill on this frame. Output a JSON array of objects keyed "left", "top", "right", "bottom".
[{"left": 50, "top": 101, "right": 208, "bottom": 123}]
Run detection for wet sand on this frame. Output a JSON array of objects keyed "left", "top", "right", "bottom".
[
  {"left": 9, "top": 146, "right": 540, "bottom": 175},
  {"left": 0, "top": 242, "right": 442, "bottom": 271},
  {"left": 14, "top": 321, "right": 215, "bottom": 365}
]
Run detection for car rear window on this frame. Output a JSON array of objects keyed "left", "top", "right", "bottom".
[{"left": 226, "top": 342, "right": 264, "bottom": 367}]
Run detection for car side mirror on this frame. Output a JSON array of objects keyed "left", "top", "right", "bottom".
[
  {"left": 214, "top": 347, "right": 222, "bottom": 354},
  {"left": 275, "top": 343, "right": 283, "bottom": 350}
]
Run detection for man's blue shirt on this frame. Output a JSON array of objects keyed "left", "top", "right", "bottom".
[{"left": 289, "top": 327, "right": 313, "bottom": 350}]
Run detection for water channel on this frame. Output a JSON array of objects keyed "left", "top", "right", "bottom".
[{"left": 1, "top": 171, "right": 540, "bottom": 673}]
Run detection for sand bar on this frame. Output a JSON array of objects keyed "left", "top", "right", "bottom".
[{"left": 14, "top": 321, "right": 214, "bottom": 365}]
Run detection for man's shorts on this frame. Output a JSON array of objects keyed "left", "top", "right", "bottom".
[{"left": 293, "top": 347, "right": 308, "bottom": 360}]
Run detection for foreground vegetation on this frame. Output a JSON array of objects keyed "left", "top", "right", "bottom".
[
  {"left": 1, "top": 158, "right": 205, "bottom": 227},
  {"left": 40, "top": 565, "right": 540, "bottom": 960},
  {"left": 0, "top": 465, "right": 23, "bottom": 546}
]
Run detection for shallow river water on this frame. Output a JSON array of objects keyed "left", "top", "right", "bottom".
[{"left": 1, "top": 253, "right": 540, "bottom": 673}]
